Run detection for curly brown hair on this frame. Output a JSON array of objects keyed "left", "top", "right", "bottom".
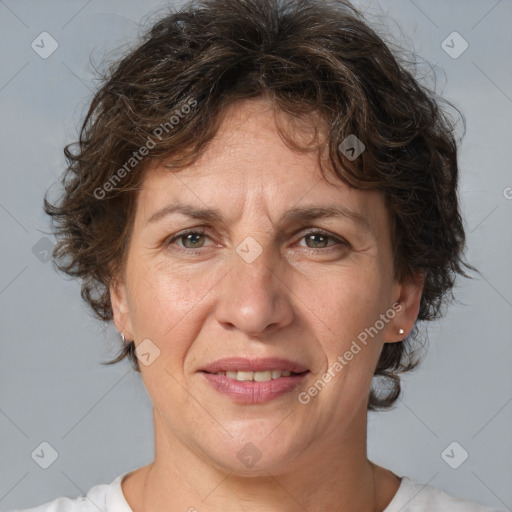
[{"left": 44, "top": 0, "right": 475, "bottom": 410}]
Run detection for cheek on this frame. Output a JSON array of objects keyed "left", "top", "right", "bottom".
[
  {"left": 302, "top": 268, "right": 388, "bottom": 395},
  {"left": 128, "top": 260, "right": 203, "bottom": 328},
  {"left": 127, "top": 267, "right": 208, "bottom": 394},
  {"left": 301, "top": 262, "right": 389, "bottom": 345},
  {"left": 126, "top": 259, "right": 223, "bottom": 373}
]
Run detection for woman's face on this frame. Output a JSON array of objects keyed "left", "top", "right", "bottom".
[{"left": 111, "top": 98, "right": 422, "bottom": 474}]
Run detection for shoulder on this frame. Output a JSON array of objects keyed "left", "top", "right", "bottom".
[
  {"left": 7, "top": 473, "right": 131, "bottom": 512},
  {"left": 7, "top": 484, "right": 108, "bottom": 512},
  {"left": 384, "top": 476, "right": 504, "bottom": 512}
]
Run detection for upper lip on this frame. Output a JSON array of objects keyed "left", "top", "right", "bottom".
[{"left": 201, "top": 357, "right": 309, "bottom": 374}]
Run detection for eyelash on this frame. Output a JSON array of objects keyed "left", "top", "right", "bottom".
[{"left": 164, "top": 227, "right": 348, "bottom": 254}]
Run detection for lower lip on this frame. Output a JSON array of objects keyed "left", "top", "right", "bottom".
[{"left": 201, "top": 372, "right": 309, "bottom": 404}]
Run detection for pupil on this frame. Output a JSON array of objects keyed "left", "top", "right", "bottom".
[
  {"left": 182, "top": 233, "right": 328, "bottom": 249},
  {"left": 308, "top": 234, "right": 327, "bottom": 248},
  {"left": 184, "top": 233, "right": 203, "bottom": 248}
]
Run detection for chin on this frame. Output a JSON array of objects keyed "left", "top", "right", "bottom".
[{"left": 200, "top": 424, "right": 308, "bottom": 475}]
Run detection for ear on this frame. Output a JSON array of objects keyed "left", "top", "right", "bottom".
[
  {"left": 110, "top": 276, "right": 135, "bottom": 342},
  {"left": 382, "top": 270, "right": 424, "bottom": 343}
]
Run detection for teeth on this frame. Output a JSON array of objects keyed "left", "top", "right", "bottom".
[
  {"left": 214, "top": 370, "right": 295, "bottom": 381},
  {"left": 254, "top": 371, "right": 272, "bottom": 382}
]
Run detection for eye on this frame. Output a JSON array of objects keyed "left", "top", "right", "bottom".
[
  {"left": 164, "top": 228, "right": 348, "bottom": 253},
  {"left": 166, "top": 229, "right": 211, "bottom": 251},
  {"left": 297, "top": 230, "right": 348, "bottom": 251}
]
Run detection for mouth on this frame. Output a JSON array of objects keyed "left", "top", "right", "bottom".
[
  {"left": 203, "top": 369, "right": 307, "bottom": 381},
  {"left": 200, "top": 356, "right": 309, "bottom": 374},
  {"left": 199, "top": 357, "right": 310, "bottom": 404}
]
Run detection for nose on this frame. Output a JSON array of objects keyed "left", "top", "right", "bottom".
[{"left": 214, "top": 244, "right": 294, "bottom": 337}]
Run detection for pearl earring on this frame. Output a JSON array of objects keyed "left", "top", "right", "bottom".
[{"left": 398, "top": 328, "right": 405, "bottom": 335}]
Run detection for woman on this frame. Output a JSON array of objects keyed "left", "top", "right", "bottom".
[{"left": 16, "top": 0, "right": 501, "bottom": 510}]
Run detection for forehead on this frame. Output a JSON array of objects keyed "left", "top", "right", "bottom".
[{"left": 135, "top": 98, "right": 388, "bottom": 234}]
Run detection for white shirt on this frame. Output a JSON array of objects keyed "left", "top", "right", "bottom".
[{"left": 8, "top": 472, "right": 503, "bottom": 512}]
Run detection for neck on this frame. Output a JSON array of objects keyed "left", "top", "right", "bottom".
[{"left": 123, "top": 408, "right": 400, "bottom": 512}]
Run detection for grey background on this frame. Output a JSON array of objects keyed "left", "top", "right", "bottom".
[{"left": 0, "top": 0, "right": 511, "bottom": 510}]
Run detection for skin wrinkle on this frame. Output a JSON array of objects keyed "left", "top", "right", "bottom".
[
  {"left": 40, "top": 1, "right": 475, "bottom": 507},
  {"left": 110, "top": 98, "right": 423, "bottom": 512},
  {"left": 45, "top": 0, "right": 472, "bottom": 413}
]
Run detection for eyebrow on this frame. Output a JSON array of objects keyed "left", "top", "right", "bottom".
[{"left": 146, "top": 203, "right": 371, "bottom": 232}]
